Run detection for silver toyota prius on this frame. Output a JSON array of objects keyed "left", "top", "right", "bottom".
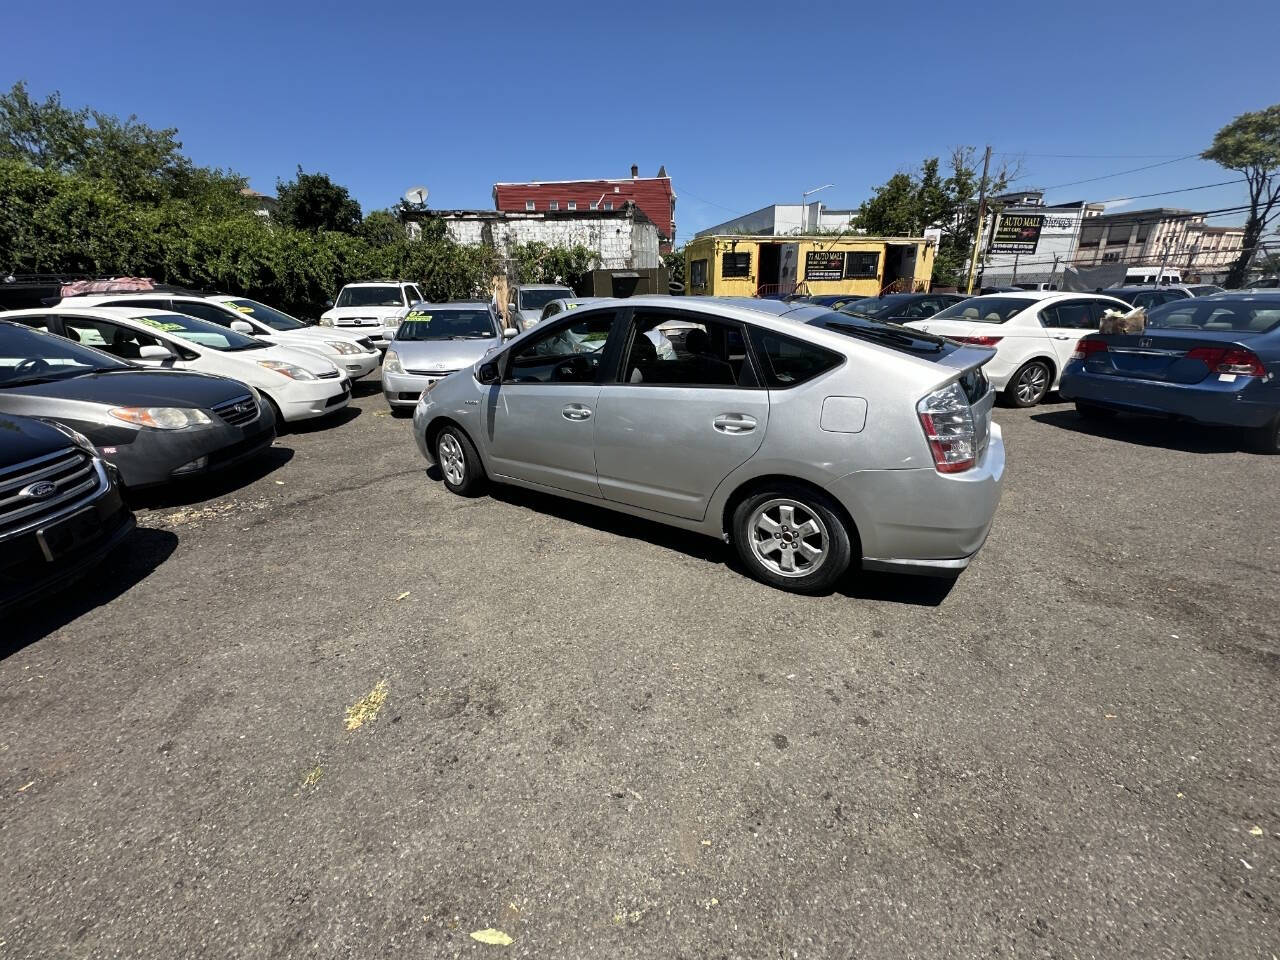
[
  {"left": 382, "top": 302, "right": 516, "bottom": 411},
  {"left": 411, "top": 296, "right": 1005, "bottom": 593}
]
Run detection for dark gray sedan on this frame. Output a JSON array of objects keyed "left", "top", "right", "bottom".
[{"left": 0, "top": 321, "right": 276, "bottom": 488}]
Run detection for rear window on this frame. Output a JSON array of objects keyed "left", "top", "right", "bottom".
[
  {"left": 807, "top": 311, "right": 950, "bottom": 356},
  {"left": 747, "top": 327, "right": 842, "bottom": 388},
  {"left": 930, "top": 297, "right": 1033, "bottom": 324},
  {"left": 1147, "top": 298, "right": 1280, "bottom": 333}
]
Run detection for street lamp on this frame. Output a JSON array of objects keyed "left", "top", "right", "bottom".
[{"left": 801, "top": 184, "right": 834, "bottom": 233}]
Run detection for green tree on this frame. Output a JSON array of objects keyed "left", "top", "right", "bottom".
[
  {"left": 359, "top": 209, "right": 404, "bottom": 246},
  {"left": 275, "top": 167, "right": 362, "bottom": 233},
  {"left": 1203, "top": 103, "right": 1280, "bottom": 288},
  {"left": 855, "top": 172, "right": 918, "bottom": 236},
  {"left": 508, "top": 240, "right": 599, "bottom": 290},
  {"left": 662, "top": 250, "right": 685, "bottom": 293}
]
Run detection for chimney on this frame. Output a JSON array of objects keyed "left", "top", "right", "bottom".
[{"left": 630, "top": 164, "right": 638, "bottom": 179}]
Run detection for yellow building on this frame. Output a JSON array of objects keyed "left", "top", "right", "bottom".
[{"left": 683, "top": 235, "right": 935, "bottom": 298}]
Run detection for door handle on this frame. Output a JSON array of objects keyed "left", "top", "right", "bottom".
[
  {"left": 713, "top": 413, "right": 757, "bottom": 434},
  {"left": 1053, "top": 334, "right": 1074, "bottom": 340},
  {"left": 561, "top": 403, "right": 592, "bottom": 421}
]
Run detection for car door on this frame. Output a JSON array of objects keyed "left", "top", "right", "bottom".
[
  {"left": 1040, "top": 298, "right": 1099, "bottom": 376},
  {"left": 592, "top": 308, "right": 768, "bottom": 521},
  {"left": 483, "top": 309, "right": 621, "bottom": 496}
]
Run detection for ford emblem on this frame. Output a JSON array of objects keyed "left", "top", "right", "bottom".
[{"left": 20, "top": 480, "right": 57, "bottom": 500}]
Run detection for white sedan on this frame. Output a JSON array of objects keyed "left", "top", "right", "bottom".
[
  {"left": 903, "top": 291, "right": 1131, "bottom": 406},
  {"left": 4, "top": 306, "right": 351, "bottom": 422}
]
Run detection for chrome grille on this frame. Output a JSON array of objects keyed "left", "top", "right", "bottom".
[
  {"left": 406, "top": 368, "right": 457, "bottom": 377},
  {"left": 211, "top": 394, "right": 260, "bottom": 428},
  {"left": 316, "top": 370, "right": 341, "bottom": 380},
  {"left": 0, "top": 447, "right": 102, "bottom": 538}
]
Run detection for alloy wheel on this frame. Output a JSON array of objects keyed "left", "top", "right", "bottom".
[
  {"left": 438, "top": 432, "right": 465, "bottom": 486},
  {"left": 1016, "top": 363, "right": 1049, "bottom": 404},
  {"left": 748, "top": 498, "right": 830, "bottom": 578}
]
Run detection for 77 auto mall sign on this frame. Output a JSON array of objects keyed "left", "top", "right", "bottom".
[{"left": 990, "top": 213, "right": 1046, "bottom": 254}]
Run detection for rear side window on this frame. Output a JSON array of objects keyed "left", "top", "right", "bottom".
[
  {"left": 930, "top": 297, "right": 1032, "bottom": 324},
  {"left": 748, "top": 327, "right": 842, "bottom": 388},
  {"left": 1039, "top": 301, "right": 1095, "bottom": 329}
]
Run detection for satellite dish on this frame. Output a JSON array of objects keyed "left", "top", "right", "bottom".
[{"left": 403, "top": 185, "right": 428, "bottom": 207}]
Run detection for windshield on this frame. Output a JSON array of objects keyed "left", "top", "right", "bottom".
[
  {"left": 226, "top": 298, "right": 307, "bottom": 331},
  {"left": 930, "top": 297, "right": 1034, "bottom": 324},
  {"left": 1146, "top": 298, "right": 1280, "bottom": 334},
  {"left": 394, "top": 309, "right": 496, "bottom": 341},
  {"left": 0, "top": 323, "right": 130, "bottom": 385},
  {"left": 837, "top": 295, "right": 916, "bottom": 320},
  {"left": 336, "top": 286, "right": 404, "bottom": 308},
  {"left": 132, "top": 313, "right": 266, "bottom": 351},
  {"left": 518, "top": 288, "right": 573, "bottom": 311}
]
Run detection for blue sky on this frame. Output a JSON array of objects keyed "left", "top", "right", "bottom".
[{"left": 3, "top": 0, "right": 1276, "bottom": 242}]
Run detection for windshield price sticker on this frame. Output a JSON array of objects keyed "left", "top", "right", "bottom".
[
  {"left": 232, "top": 304, "right": 254, "bottom": 313},
  {"left": 138, "top": 317, "right": 184, "bottom": 332},
  {"left": 405, "top": 311, "right": 432, "bottom": 323}
]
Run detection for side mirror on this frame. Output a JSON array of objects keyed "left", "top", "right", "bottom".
[
  {"left": 230, "top": 320, "right": 254, "bottom": 334},
  {"left": 138, "top": 345, "right": 171, "bottom": 360},
  {"left": 324, "top": 299, "right": 335, "bottom": 308},
  {"left": 476, "top": 360, "right": 500, "bottom": 385},
  {"left": 507, "top": 303, "right": 516, "bottom": 313},
  {"left": 503, "top": 327, "right": 518, "bottom": 338}
]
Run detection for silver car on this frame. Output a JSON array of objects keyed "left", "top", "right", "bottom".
[
  {"left": 411, "top": 296, "right": 1005, "bottom": 593},
  {"left": 382, "top": 303, "right": 516, "bottom": 412}
]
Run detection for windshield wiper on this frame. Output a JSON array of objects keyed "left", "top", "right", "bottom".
[{"left": 450, "top": 334, "right": 492, "bottom": 340}]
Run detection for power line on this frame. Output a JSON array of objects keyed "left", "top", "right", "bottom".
[
  {"left": 1096, "top": 180, "right": 1246, "bottom": 203},
  {"left": 1032, "top": 154, "right": 1203, "bottom": 191},
  {"left": 995, "top": 151, "right": 1193, "bottom": 160}
]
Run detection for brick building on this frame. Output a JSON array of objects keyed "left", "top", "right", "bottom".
[{"left": 493, "top": 165, "right": 676, "bottom": 252}]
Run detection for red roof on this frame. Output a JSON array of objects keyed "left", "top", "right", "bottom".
[{"left": 493, "top": 177, "right": 676, "bottom": 247}]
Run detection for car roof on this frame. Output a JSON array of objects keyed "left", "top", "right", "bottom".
[
  {"left": 6, "top": 304, "right": 188, "bottom": 322},
  {"left": 411, "top": 301, "right": 492, "bottom": 309},
  {"left": 342, "top": 280, "right": 410, "bottom": 287},
  {"left": 514, "top": 283, "right": 574, "bottom": 290}
]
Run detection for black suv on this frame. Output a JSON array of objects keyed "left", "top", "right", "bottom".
[{"left": 0, "top": 413, "right": 134, "bottom": 615}]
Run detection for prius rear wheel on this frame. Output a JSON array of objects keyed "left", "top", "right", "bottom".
[{"left": 732, "top": 487, "right": 852, "bottom": 594}]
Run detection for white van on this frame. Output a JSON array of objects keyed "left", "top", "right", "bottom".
[{"left": 1125, "top": 267, "right": 1181, "bottom": 286}]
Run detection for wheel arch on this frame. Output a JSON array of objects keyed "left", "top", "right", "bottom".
[{"left": 720, "top": 474, "right": 862, "bottom": 556}]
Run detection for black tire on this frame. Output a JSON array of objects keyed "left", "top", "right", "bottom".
[
  {"left": 1003, "top": 359, "right": 1052, "bottom": 407},
  {"left": 1253, "top": 416, "right": 1280, "bottom": 455},
  {"left": 263, "top": 394, "right": 287, "bottom": 434},
  {"left": 1075, "top": 401, "right": 1116, "bottom": 421},
  {"left": 436, "top": 425, "right": 487, "bottom": 496},
  {"left": 731, "top": 485, "right": 853, "bottom": 594}
]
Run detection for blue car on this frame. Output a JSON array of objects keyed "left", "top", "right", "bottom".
[{"left": 1059, "top": 293, "right": 1280, "bottom": 453}]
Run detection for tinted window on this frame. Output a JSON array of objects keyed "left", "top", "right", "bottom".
[
  {"left": 748, "top": 327, "right": 842, "bottom": 388},
  {"left": 619, "top": 312, "right": 755, "bottom": 387},
  {"left": 807, "top": 312, "right": 948, "bottom": 356},
  {"left": 931, "top": 297, "right": 1035, "bottom": 324},
  {"left": 506, "top": 312, "right": 615, "bottom": 384},
  {"left": 1040, "top": 301, "right": 1096, "bottom": 330},
  {"left": 0, "top": 322, "right": 129, "bottom": 384},
  {"left": 172, "top": 299, "right": 241, "bottom": 326}
]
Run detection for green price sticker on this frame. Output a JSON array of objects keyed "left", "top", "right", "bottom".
[
  {"left": 138, "top": 317, "right": 184, "bottom": 332},
  {"left": 405, "top": 311, "right": 432, "bottom": 322},
  {"left": 232, "top": 304, "right": 254, "bottom": 313}
]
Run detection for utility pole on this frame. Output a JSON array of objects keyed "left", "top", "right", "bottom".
[{"left": 965, "top": 145, "right": 992, "bottom": 295}]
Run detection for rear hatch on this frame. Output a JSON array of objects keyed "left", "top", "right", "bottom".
[{"left": 1083, "top": 329, "right": 1265, "bottom": 385}]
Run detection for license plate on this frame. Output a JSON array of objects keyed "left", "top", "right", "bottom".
[{"left": 36, "top": 506, "right": 100, "bottom": 562}]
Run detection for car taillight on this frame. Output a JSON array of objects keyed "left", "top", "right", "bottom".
[
  {"left": 1070, "top": 338, "right": 1108, "bottom": 361},
  {"left": 917, "top": 382, "right": 976, "bottom": 474},
  {"left": 1186, "top": 346, "right": 1266, "bottom": 377},
  {"left": 952, "top": 335, "right": 1003, "bottom": 346}
]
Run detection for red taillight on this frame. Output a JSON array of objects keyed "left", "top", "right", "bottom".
[
  {"left": 1186, "top": 346, "right": 1266, "bottom": 377},
  {"left": 952, "top": 335, "right": 1003, "bottom": 346},
  {"left": 1070, "top": 338, "right": 1108, "bottom": 361},
  {"left": 917, "top": 383, "right": 977, "bottom": 474}
]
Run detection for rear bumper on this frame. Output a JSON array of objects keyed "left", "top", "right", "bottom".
[
  {"left": 1061, "top": 367, "right": 1278, "bottom": 428},
  {"left": 825, "top": 421, "right": 1005, "bottom": 576}
]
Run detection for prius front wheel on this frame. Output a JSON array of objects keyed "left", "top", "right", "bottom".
[
  {"left": 732, "top": 488, "right": 852, "bottom": 594},
  {"left": 437, "top": 426, "right": 487, "bottom": 496}
]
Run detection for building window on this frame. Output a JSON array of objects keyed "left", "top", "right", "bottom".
[
  {"left": 1136, "top": 223, "right": 1152, "bottom": 243},
  {"left": 844, "top": 251, "right": 880, "bottom": 279},
  {"left": 1108, "top": 225, "right": 1132, "bottom": 246},
  {"left": 690, "top": 258, "right": 708, "bottom": 289},
  {"left": 722, "top": 252, "right": 751, "bottom": 278},
  {"left": 567, "top": 201, "right": 576, "bottom": 211},
  {"left": 1079, "top": 225, "right": 1102, "bottom": 247},
  {"left": 590, "top": 201, "right": 599, "bottom": 210},
  {"left": 604, "top": 201, "right": 614, "bottom": 211},
  {"left": 1102, "top": 252, "right": 1120, "bottom": 262},
  {"left": 549, "top": 201, "right": 559, "bottom": 211},
  {"left": 525, "top": 200, "right": 535, "bottom": 211}
]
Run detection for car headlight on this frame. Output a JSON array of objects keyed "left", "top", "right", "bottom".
[
  {"left": 383, "top": 350, "right": 404, "bottom": 374},
  {"left": 41, "top": 419, "right": 97, "bottom": 453},
  {"left": 258, "top": 359, "right": 317, "bottom": 381},
  {"left": 325, "top": 340, "right": 362, "bottom": 355},
  {"left": 109, "top": 407, "right": 213, "bottom": 429},
  {"left": 319, "top": 316, "right": 333, "bottom": 327},
  {"left": 385, "top": 311, "right": 407, "bottom": 328}
]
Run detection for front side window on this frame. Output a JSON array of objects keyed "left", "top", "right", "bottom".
[
  {"left": 60, "top": 317, "right": 166, "bottom": 359},
  {"left": 335, "top": 286, "right": 403, "bottom": 308},
  {"left": 225, "top": 298, "right": 307, "bottom": 331},
  {"left": 931, "top": 297, "right": 1034, "bottom": 324},
  {"left": 506, "top": 312, "right": 616, "bottom": 384},
  {"left": 722, "top": 252, "right": 751, "bottom": 278},
  {"left": 747, "top": 327, "right": 842, "bottom": 388},
  {"left": 101, "top": 313, "right": 260, "bottom": 352},
  {"left": 395, "top": 308, "right": 496, "bottom": 341},
  {"left": 405, "top": 285, "right": 423, "bottom": 304},
  {"left": 0, "top": 322, "right": 129, "bottom": 383},
  {"left": 619, "top": 312, "right": 754, "bottom": 387}
]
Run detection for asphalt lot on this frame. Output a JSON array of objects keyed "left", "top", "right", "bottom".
[{"left": 2, "top": 373, "right": 1277, "bottom": 959}]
